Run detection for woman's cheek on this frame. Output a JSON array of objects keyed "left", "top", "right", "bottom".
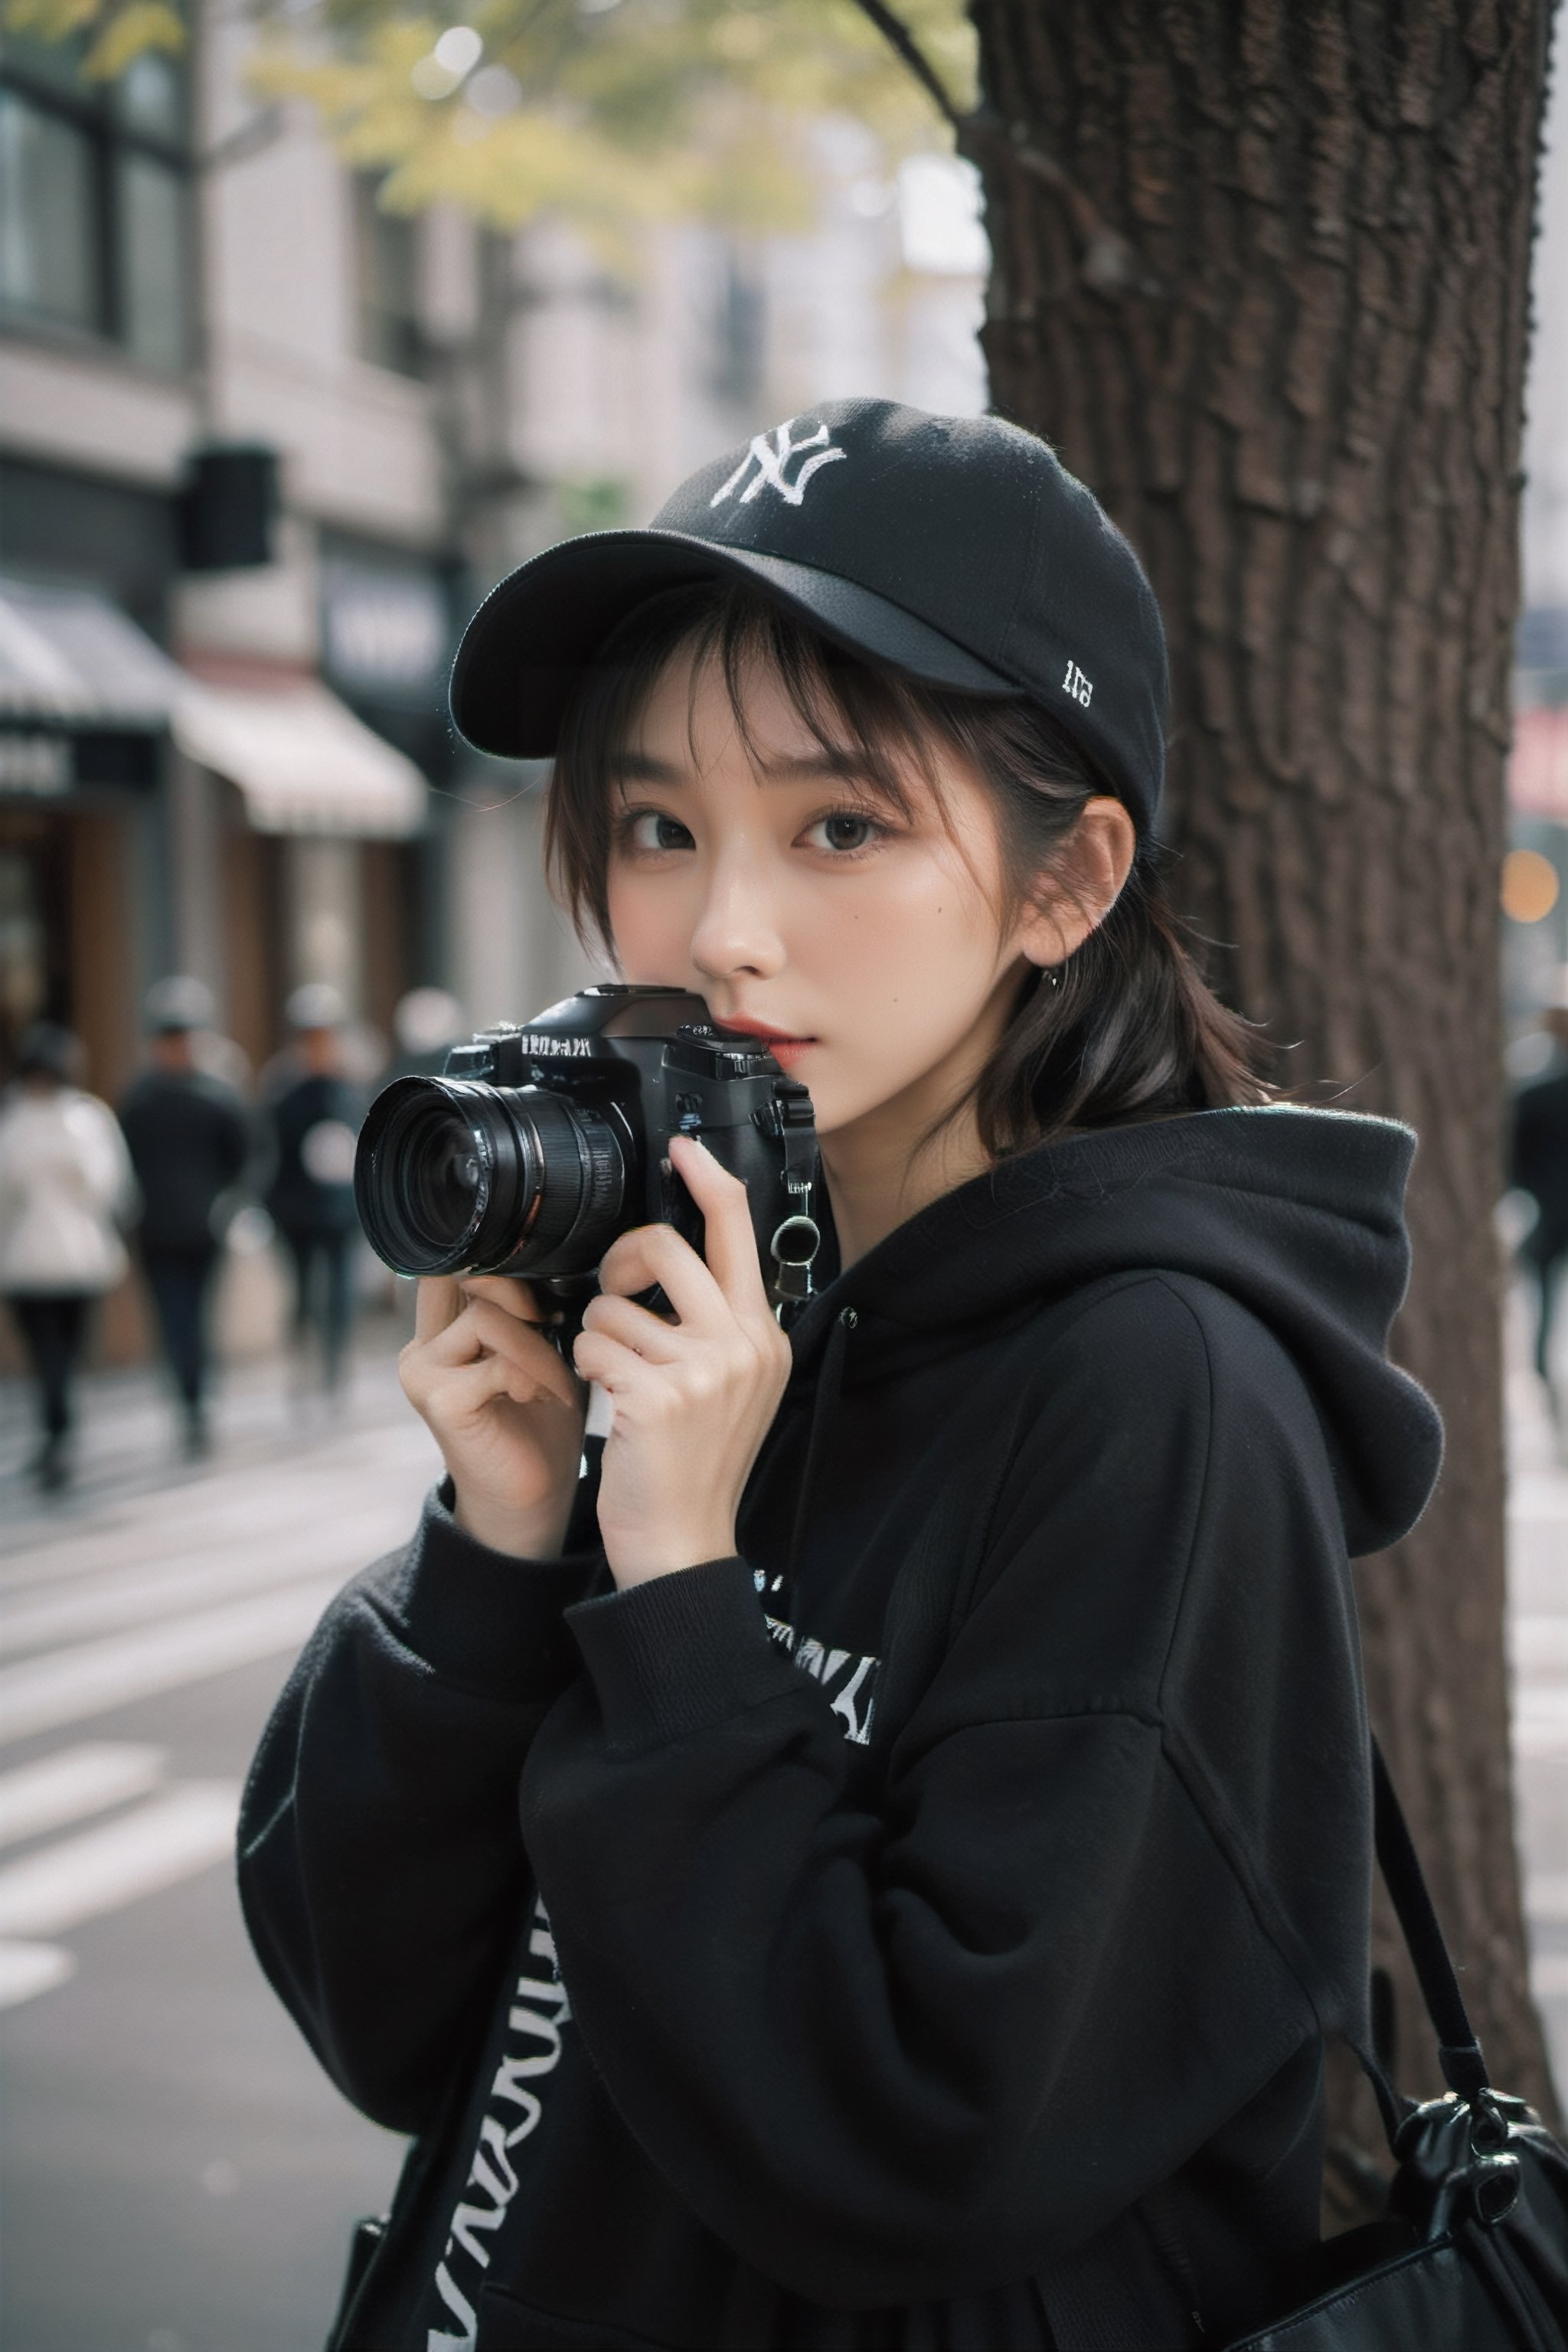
[
  {"left": 805, "top": 1027, "right": 916, "bottom": 1134},
  {"left": 607, "top": 877, "right": 689, "bottom": 981}
]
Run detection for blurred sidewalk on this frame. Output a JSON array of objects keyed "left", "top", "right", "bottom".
[
  {"left": 1507, "top": 1267, "right": 1568, "bottom": 2091},
  {"left": 0, "top": 1306, "right": 415, "bottom": 1547},
  {"left": 0, "top": 1308, "right": 436, "bottom": 2352}
]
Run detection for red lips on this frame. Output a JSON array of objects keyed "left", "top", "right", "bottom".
[
  {"left": 713, "top": 1015, "right": 815, "bottom": 1046},
  {"left": 713, "top": 1015, "right": 816, "bottom": 1070}
]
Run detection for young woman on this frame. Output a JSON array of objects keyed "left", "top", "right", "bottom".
[{"left": 240, "top": 402, "right": 1442, "bottom": 2352}]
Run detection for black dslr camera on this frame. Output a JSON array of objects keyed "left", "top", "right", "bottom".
[{"left": 354, "top": 986, "right": 822, "bottom": 1326}]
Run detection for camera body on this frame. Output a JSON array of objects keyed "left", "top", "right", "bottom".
[{"left": 354, "top": 985, "right": 822, "bottom": 1315}]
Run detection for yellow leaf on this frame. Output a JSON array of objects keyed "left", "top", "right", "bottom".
[
  {"left": 83, "top": 0, "right": 185, "bottom": 77},
  {"left": 241, "top": 0, "right": 975, "bottom": 235},
  {"left": 3, "top": 0, "right": 103, "bottom": 42}
]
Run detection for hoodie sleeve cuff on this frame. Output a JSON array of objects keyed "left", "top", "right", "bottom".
[
  {"left": 564, "top": 1557, "right": 805, "bottom": 1754},
  {"left": 373, "top": 1481, "right": 607, "bottom": 1704}
]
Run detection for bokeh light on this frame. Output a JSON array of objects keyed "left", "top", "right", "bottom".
[
  {"left": 1501, "top": 848, "right": 1562, "bottom": 923},
  {"left": 433, "top": 24, "right": 482, "bottom": 74}
]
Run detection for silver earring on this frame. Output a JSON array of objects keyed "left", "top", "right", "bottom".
[{"left": 1044, "top": 965, "right": 1061, "bottom": 989}]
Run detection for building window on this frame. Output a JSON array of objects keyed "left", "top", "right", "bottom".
[
  {"left": 0, "top": 32, "right": 190, "bottom": 371},
  {"left": 709, "top": 249, "right": 765, "bottom": 409},
  {"left": 354, "top": 173, "right": 423, "bottom": 377},
  {"left": 117, "top": 149, "right": 186, "bottom": 368}
]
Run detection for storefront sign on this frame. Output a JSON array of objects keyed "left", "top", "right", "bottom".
[
  {"left": 0, "top": 734, "right": 71, "bottom": 795},
  {"left": 321, "top": 558, "right": 449, "bottom": 705}
]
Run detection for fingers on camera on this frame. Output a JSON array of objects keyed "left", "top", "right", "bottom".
[
  {"left": 462, "top": 1295, "right": 555, "bottom": 1361},
  {"left": 579, "top": 1292, "right": 683, "bottom": 1361},
  {"left": 570, "top": 1328, "right": 635, "bottom": 1393},
  {"left": 459, "top": 1276, "right": 554, "bottom": 1325},
  {"left": 448, "top": 1355, "right": 543, "bottom": 1416},
  {"left": 413, "top": 1275, "right": 464, "bottom": 1344},
  {"left": 600, "top": 1223, "right": 727, "bottom": 1327}
]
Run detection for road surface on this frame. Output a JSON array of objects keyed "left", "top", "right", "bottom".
[{"left": 0, "top": 1344, "right": 436, "bottom": 2352}]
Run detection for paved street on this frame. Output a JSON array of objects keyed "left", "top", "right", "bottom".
[
  {"left": 0, "top": 1291, "right": 1563, "bottom": 2352},
  {"left": 0, "top": 1332, "right": 439, "bottom": 2352},
  {"left": 1505, "top": 1274, "right": 1568, "bottom": 2092}
]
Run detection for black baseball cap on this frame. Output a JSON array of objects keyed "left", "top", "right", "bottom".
[{"left": 450, "top": 398, "right": 1168, "bottom": 833}]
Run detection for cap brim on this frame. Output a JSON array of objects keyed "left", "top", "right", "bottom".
[{"left": 449, "top": 530, "right": 1017, "bottom": 758}]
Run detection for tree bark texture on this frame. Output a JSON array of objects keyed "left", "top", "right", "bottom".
[{"left": 966, "top": 0, "right": 1556, "bottom": 2171}]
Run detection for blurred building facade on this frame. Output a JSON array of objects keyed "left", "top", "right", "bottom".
[
  {"left": 0, "top": 18, "right": 441, "bottom": 1096},
  {"left": 0, "top": 11, "right": 986, "bottom": 1125},
  {"left": 1511, "top": 62, "right": 1568, "bottom": 1044}
]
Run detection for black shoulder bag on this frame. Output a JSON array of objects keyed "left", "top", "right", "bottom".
[
  {"left": 1038, "top": 1743, "right": 1568, "bottom": 2352},
  {"left": 1227, "top": 1740, "right": 1568, "bottom": 2349}
]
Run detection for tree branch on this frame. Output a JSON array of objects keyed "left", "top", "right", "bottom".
[
  {"left": 848, "top": 0, "right": 967, "bottom": 133},
  {"left": 848, "top": 0, "right": 1161, "bottom": 299},
  {"left": 996, "top": 129, "right": 1158, "bottom": 294}
]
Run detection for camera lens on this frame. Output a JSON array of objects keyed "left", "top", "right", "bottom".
[
  {"left": 355, "top": 1081, "right": 503, "bottom": 1275},
  {"left": 402, "top": 1106, "right": 489, "bottom": 1253},
  {"left": 354, "top": 1074, "right": 628, "bottom": 1279}
]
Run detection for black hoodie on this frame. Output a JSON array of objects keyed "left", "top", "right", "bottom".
[{"left": 238, "top": 1106, "right": 1442, "bottom": 2352}]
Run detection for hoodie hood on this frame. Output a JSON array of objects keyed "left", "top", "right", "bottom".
[{"left": 792, "top": 1104, "right": 1442, "bottom": 1560}]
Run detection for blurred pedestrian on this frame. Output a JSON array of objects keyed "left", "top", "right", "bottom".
[
  {"left": 391, "top": 985, "right": 466, "bottom": 1078},
  {"left": 261, "top": 985, "right": 364, "bottom": 1394},
  {"left": 1512, "top": 987, "right": 1568, "bottom": 1397},
  {"left": 0, "top": 1022, "right": 134, "bottom": 1489},
  {"left": 118, "top": 977, "right": 252, "bottom": 1457}
]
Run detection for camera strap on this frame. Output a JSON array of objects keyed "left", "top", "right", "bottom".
[{"left": 764, "top": 1079, "right": 822, "bottom": 1312}]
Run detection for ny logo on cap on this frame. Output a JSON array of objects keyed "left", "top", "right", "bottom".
[{"left": 711, "top": 418, "right": 848, "bottom": 510}]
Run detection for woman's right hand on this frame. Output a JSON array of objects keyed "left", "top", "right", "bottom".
[{"left": 399, "top": 1276, "right": 586, "bottom": 1558}]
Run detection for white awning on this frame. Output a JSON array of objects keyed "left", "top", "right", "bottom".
[
  {"left": 0, "top": 573, "right": 428, "bottom": 837},
  {"left": 173, "top": 678, "right": 428, "bottom": 839},
  {"left": 0, "top": 573, "right": 185, "bottom": 727}
]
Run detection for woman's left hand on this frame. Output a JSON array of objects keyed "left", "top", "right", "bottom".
[{"left": 573, "top": 1132, "right": 793, "bottom": 1588}]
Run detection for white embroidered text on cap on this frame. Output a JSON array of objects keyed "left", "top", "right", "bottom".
[{"left": 711, "top": 419, "right": 848, "bottom": 510}]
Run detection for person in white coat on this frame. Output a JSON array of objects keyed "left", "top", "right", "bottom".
[{"left": 0, "top": 1023, "right": 135, "bottom": 1488}]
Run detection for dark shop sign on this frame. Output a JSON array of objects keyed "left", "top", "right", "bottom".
[
  {"left": 320, "top": 555, "right": 450, "bottom": 710},
  {"left": 0, "top": 730, "right": 158, "bottom": 798}
]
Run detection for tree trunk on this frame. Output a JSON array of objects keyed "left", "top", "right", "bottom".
[{"left": 966, "top": 0, "right": 1557, "bottom": 2181}]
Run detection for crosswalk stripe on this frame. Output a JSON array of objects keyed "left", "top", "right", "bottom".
[
  {"left": 0, "top": 1515, "right": 410, "bottom": 1658},
  {"left": 0, "top": 1940, "right": 77, "bottom": 2009},
  {"left": 0, "top": 1491, "right": 337, "bottom": 1604},
  {"left": 0, "top": 1578, "right": 339, "bottom": 1746},
  {"left": 0, "top": 1782, "right": 239, "bottom": 1939},
  {"left": 1511, "top": 1475, "right": 1568, "bottom": 1524},
  {"left": 0, "top": 1743, "right": 166, "bottom": 1849},
  {"left": 0, "top": 1428, "right": 434, "bottom": 1592},
  {"left": 1514, "top": 1684, "right": 1568, "bottom": 1748},
  {"left": 1510, "top": 1617, "right": 1568, "bottom": 1678}
]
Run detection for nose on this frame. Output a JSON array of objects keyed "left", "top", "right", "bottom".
[{"left": 688, "top": 842, "right": 786, "bottom": 983}]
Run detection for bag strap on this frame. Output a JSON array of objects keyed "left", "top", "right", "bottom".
[
  {"left": 1370, "top": 1734, "right": 1491, "bottom": 2105},
  {"left": 1041, "top": 1738, "right": 1492, "bottom": 2347}
]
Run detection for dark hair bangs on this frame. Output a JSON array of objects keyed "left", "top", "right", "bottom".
[{"left": 544, "top": 578, "right": 1273, "bottom": 1154}]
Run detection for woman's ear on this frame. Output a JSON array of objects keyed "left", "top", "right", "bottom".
[{"left": 1014, "top": 797, "right": 1138, "bottom": 969}]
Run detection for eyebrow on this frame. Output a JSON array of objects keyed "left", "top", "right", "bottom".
[{"left": 609, "top": 748, "right": 884, "bottom": 788}]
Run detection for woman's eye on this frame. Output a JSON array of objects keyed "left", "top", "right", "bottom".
[
  {"left": 624, "top": 810, "right": 694, "bottom": 854},
  {"left": 804, "top": 812, "right": 884, "bottom": 856}
]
